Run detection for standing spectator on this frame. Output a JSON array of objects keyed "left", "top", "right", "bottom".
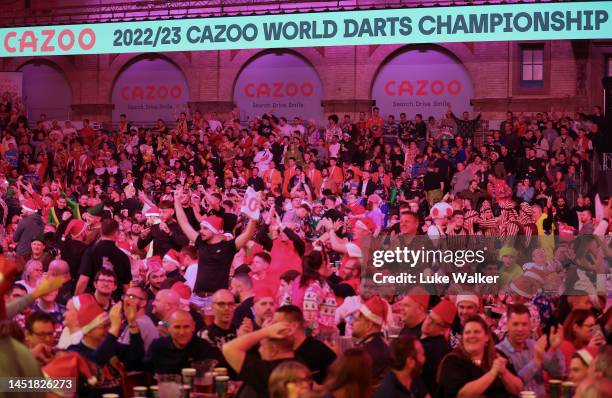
[
  {"left": 75, "top": 219, "right": 131, "bottom": 296},
  {"left": 13, "top": 199, "right": 43, "bottom": 257},
  {"left": 137, "top": 200, "right": 189, "bottom": 257},
  {"left": 450, "top": 109, "right": 481, "bottom": 139}
]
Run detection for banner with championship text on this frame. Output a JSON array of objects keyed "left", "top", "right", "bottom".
[{"left": 0, "top": 1, "right": 611, "bottom": 57}]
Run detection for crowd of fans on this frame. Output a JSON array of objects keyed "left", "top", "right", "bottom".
[{"left": 0, "top": 91, "right": 611, "bottom": 398}]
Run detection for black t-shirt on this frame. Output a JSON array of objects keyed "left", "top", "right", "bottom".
[
  {"left": 231, "top": 297, "right": 255, "bottom": 330},
  {"left": 238, "top": 353, "right": 294, "bottom": 398},
  {"left": 436, "top": 352, "right": 518, "bottom": 398},
  {"left": 144, "top": 335, "right": 221, "bottom": 375},
  {"left": 295, "top": 336, "right": 337, "bottom": 384},
  {"left": 194, "top": 237, "right": 238, "bottom": 293},
  {"left": 421, "top": 335, "right": 451, "bottom": 395},
  {"left": 59, "top": 238, "right": 88, "bottom": 280},
  {"left": 78, "top": 239, "right": 132, "bottom": 291},
  {"left": 199, "top": 323, "right": 237, "bottom": 351}
]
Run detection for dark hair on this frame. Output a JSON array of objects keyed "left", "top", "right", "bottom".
[
  {"left": 300, "top": 251, "right": 324, "bottom": 288},
  {"left": 325, "top": 348, "right": 372, "bottom": 398},
  {"left": 101, "top": 219, "right": 119, "bottom": 236},
  {"left": 389, "top": 334, "right": 419, "bottom": 371},
  {"left": 181, "top": 245, "right": 197, "bottom": 260},
  {"left": 253, "top": 252, "right": 272, "bottom": 264},
  {"left": 158, "top": 200, "right": 174, "bottom": 209},
  {"left": 507, "top": 303, "right": 530, "bottom": 319},
  {"left": 25, "top": 311, "right": 54, "bottom": 333},
  {"left": 232, "top": 272, "right": 253, "bottom": 289},
  {"left": 563, "top": 309, "right": 594, "bottom": 344},
  {"left": 276, "top": 305, "right": 305, "bottom": 325},
  {"left": 8, "top": 282, "right": 27, "bottom": 296},
  {"left": 94, "top": 269, "right": 117, "bottom": 284},
  {"left": 279, "top": 269, "right": 300, "bottom": 284}
]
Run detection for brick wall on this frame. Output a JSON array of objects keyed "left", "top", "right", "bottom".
[{"left": 1, "top": 40, "right": 609, "bottom": 122}]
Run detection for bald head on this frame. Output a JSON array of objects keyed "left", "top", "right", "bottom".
[
  {"left": 48, "top": 259, "right": 69, "bottom": 277},
  {"left": 213, "top": 289, "right": 234, "bottom": 303},
  {"left": 153, "top": 289, "right": 180, "bottom": 321},
  {"left": 212, "top": 289, "right": 236, "bottom": 327},
  {"left": 168, "top": 310, "right": 195, "bottom": 349}
]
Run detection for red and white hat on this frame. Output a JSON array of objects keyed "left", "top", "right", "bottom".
[
  {"left": 171, "top": 281, "right": 192, "bottom": 307},
  {"left": 78, "top": 303, "right": 109, "bottom": 335},
  {"left": 509, "top": 275, "right": 540, "bottom": 298},
  {"left": 431, "top": 299, "right": 457, "bottom": 326},
  {"left": 42, "top": 352, "right": 97, "bottom": 386},
  {"left": 144, "top": 206, "right": 161, "bottom": 218},
  {"left": 359, "top": 296, "right": 388, "bottom": 326},
  {"left": 63, "top": 219, "right": 87, "bottom": 241},
  {"left": 70, "top": 294, "right": 96, "bottom": 311},
  {"left": 352, "top": 217, "right": 377, "bottom": 233},
  {"left": 575, "top": 346, "right": 599, "bottom": 365},
  {"left": 21, "top": 199, "right": 38, "bottom": 214},
  {"left": 456, "top": 294, "right": 480, "bottom": 308},
  {"left": 200, "top": 215, "right": 224, "bottom": 235},
  {"left": 430, "top": 202, "right": 453, "bottom": 219},
  {"left": 163, "top": 249, "right": 183, "bottom": 268}
]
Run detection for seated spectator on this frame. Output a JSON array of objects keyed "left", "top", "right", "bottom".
[
  {"left": 268, "top": 361, "right": 313, "bottom": 398},
  {"left": 24, "top": 311, "right": 56, "bottom": 364},
  {"left": 323, "top": 348, "right": 372, "bottom": 398},
  {"left": 144, "top": 310, "right": 220, "bottom": 375},
  {"left": 374, "top": 335, "right": 428, "bottom": 398},
  {"left": 198, "top": 289, "right": 237, "bottom": 350}
]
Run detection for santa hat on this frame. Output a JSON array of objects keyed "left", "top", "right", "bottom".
[
  {"left": 145, "top": 256, "right": 164, "bottom": 279},
  {"left": 144, "top": 207, "right": 161, "bottom": 218},
  {"left": 163, "top": 249, "right": 183, "bottom": 267},
  {"left": 78, "top": 303, "right": 109, "bottom": 335},
  {"left": 253, "top": 286, "right": 275, "bottom": 303},
  {"left": 575, "top": 347, "right": 599, "bottom": 365},
  {"left": 431, "top": 299, "right": 457, "bottom": 326},
  {"left": 171, "top": 282, "right": 192, "bottom": 306},
  {"left": 116, "top": 241, "right": 131, "bottom": 255},
  {"left": 63, "top": 219, "right": 87, "bottom": 241},
  {"left": 509, "top": 275, "right": 540, "bottom": 298},
  {"left": 350, "top": 205, "right": 367, "bottom": 216},
  {"left": 21, "top": 199, "right": 38, "bottom": 214},
  {"left": 200, "top": 215, "right": 224, "bottom": 235},
  {"left": 42, "top": 352, "right": 97, "bottom": 386},
  {"left": 359, "top": 296, "right": 388, "bottom": 326},
  {"left": 430, "top": 202, "right": 453, "bottom": 219},
  {"left": 352, "top": 217, "right": 377, "bottom": 233},
  {"left": 70, "top": 294, "right": 96, "bottom": 311},
  {"left": 456, "top": 294, "right": 480, "bottom": 308},
  {"left": 405, "top": 287, "right": 430, "bottom": 310}
]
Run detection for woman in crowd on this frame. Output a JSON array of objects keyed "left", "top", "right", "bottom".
[
  {"left": 268, "top": 361, "right": 314, "bottom": 398},
  {"left": 436, "top": 316, "right": 523, "bottom": 398},
  {"left": 559, "top": 309, "right": 601, "bottom": 371},
  {"left": 322, "top": 348, "right": 372, "bottom": 398}
]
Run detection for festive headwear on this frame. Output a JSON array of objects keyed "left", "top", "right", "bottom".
[
  {"left": 21, "top": 199, "right": 38, "bottom": 213},
  {"left": 575, "top": 347, "right": 599, "bottom": 365},
  {"left": 499, "top": 200, "right": 515, "bottom": 210},
  {"left": 171, "top": 282, "right": 192, "bottom": 306},
  {"left": 253, "top": 286, "right": 275, "bottom": 303},
  {"left": 63, "top": 219, "right": 87, "bottom": 241},
  {"left": 144, "top": 207, "right": 161, "bottom": 218},
  {"left": 456, "top": 294, "right": 480, "bottom": 308},
  {"left": 87, "top": 203, "right": 104, "bottom": 217},
  {"left": 42, "top": 352, "right": 97, "bottom": 386},
  {"left": 359, "top": 296, "right": 388, "bottom": 326},
  {"left": 509, "top": 275, "right": 540, "bottom": 298},
  {"left": 352, "top": 217, "right": 377, "bottom": 233},
  {"left": 78, "top": 303, "right": 109, "bottom": 335},
  {"left": 498, "top": 245, "right": 519, "bottom": 260},
  {"left": 70, "top": 294, "right": 96, "bottom": 312},
  {"left": 200, "top": 215, "right": 224, "bottom": 235},
  {"left": 163, "top": 249, "right": 183, "bottom": 268},
  {"left": 404, "top": 287, "right": 430, "bottom": 310},
  {"left": 430, "top": 202, "right": 453, "bottom": 219},
  {"left": 431, "top": 299, "right": 457, "bottom": 326},
  {"left": 350, "top": 205, "right": 367, "bottom": 216},
  {"left": 145, "top": 256, "right": 164, "bottom": 279}
]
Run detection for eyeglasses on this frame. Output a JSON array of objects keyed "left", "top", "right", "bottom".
[{"left": 31, "top": 331, "right": 55, "bottom": 338}]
